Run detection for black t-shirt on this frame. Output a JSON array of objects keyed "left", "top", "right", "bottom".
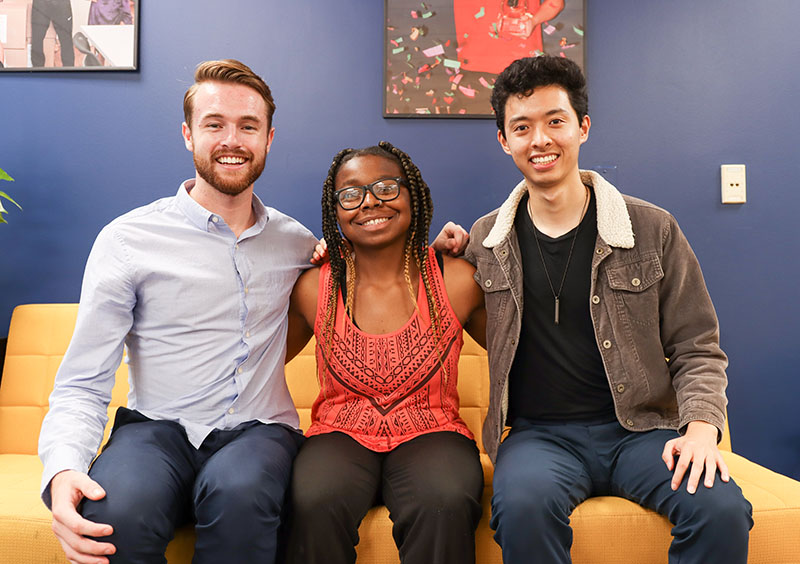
[{"left": 508, "top": 189, "right": 616, "bottom": 424}]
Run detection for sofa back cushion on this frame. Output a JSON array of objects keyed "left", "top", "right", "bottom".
[
  {"left": 0, "top": 304, "right": 730, "bottom": 456},
  {"left": 0, "top": 304, "right": 128, "bottom": 455}
]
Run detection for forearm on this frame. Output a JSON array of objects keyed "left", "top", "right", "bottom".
[{"left": 660, "top": 218, "right": 728, "bottom": 433}]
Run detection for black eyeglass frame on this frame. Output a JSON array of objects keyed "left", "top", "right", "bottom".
[{"left": 333, "top": 177, "right": 407, "bottom": 210}]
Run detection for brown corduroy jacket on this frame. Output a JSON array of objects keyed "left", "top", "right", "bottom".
[{"left": 465, "top": 170, "right": 728, "bottom": 463}]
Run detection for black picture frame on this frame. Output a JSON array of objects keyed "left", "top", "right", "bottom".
[
  {"left": 0, "top": 0, "right": 139, "bottom": 72},
  {"left": 384, "top": 0, "right": 585, "bottom": 118}
]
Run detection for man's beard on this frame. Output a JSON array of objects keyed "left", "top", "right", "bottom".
[{"left": 194, "top": 149, "right": 266, "bottom": 196}]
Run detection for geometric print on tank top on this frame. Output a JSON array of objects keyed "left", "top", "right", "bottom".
[{"left": 307, "top": 248, "right": 473, "bottom": 452}]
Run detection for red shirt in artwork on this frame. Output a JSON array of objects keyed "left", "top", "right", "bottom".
[
  {"left": 454, "top": 0, "right": 551, "bottom": 74},
  {"left": 307, "top": 249, "right": 473, "bottom": 452}
]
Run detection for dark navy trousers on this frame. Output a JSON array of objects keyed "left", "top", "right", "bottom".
[
  {"left": 82, "top": 407, "right": 304, "bottom": 564},
  {"left": 491, "top": 419, "right": 753, "bottom": 564}
]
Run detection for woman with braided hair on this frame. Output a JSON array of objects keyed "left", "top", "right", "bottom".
[{"left": 285, "top": 141, "right": 486, "bottom": 564}]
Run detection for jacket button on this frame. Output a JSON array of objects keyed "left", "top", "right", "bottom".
[
  {"left": 499, "top": 249, "right": 508, "bottom": 257},
  {"left": 626, "top": 418, "right": 634, "bottom": 427},
  {"left": 602, "top": 340, "right": 612, "bottom": 349},
  {"left": 485, "top": 279, "right": 493, "bottom": 288},
  {"left": 596, "top": 248, "right": 604, "bottom": 254},
  {"left": 592, "top": 295, "right": 600, "bottom": 304},
  {"left": 510, "top": 338, "right": 516, "bottom": 345},
  {"left": 617, "top": 384, "right": 625, "bottom": 393},
  {"left": 631, "top": 277, "right": 641, "bottom": 287}
]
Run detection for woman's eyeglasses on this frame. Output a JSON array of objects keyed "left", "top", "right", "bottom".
[{"left": 334, "top": 177, "right": 406, "bottom": 210}]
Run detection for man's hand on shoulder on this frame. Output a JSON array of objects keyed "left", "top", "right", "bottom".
[
  {"left": 50, "top": 469, "right": 116, "bottom": 564},
  {"left": 432, "top": 221, "right": 469, "bottom": 256},
  {"left": 310, "top": 238, "right": 328, "bottom": 265},
  {"left": 662, "top": 420, "right": 730, "bottom": 494}
]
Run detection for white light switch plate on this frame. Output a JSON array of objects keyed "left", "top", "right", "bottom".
[{"left": 721, "top": 164, "right": 746, "bottom": 204}]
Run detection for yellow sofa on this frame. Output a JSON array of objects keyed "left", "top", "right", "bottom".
[{"left": 1, "top": 303, "right": 799, "bottom": 563}]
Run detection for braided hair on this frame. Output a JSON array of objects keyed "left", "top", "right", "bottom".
[{"left": 320, "top": 141, "right": 445, "bottom": 373}]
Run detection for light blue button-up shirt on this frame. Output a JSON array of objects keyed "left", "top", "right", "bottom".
[{"left": 38, "top": 181, "right": 317, "bottom": 502}]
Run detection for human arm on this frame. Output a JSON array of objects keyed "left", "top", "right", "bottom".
[
  {"left": 656, "top": 214, "right": 729, "bottom": 491},
  {"left": 658, "top": 214, "right": 728, "bottom": 438},
  {"left": 312, "top": 223, "right": 469, "bottom": 263},
  {"left": 431, "top": 221, "right": 470, "bottom": 257},
  {"left": 442, "top": 255, "right": 486, "bottom": 348},
  {"left": 119, "top": 0, "right": 133, "bottom": 24},
  {"left": 286, "top": 267, "right": 320, "bottom": 362},
  {"left": 531, "top": 0, "right": 565, "bottom": 27},
  {"left": 38, "top": 226, "right": 137, "bottom": 558}
]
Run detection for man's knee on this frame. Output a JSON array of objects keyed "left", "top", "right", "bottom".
[
  {"left": 195, "top": 425, "right": 300, "bottom": 521},
  {"left": 81, "top": 478, "right": 181, "bottom": 560},
  {"left": 492, "top": 461, "right": 578, "bottom": 528},
  {"left": 685, "top": 480, "right": 753, "bottom": 534}
]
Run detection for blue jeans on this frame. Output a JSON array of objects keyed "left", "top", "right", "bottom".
[
  {"left": 82, "top": 407, "right": 304, "bottom": 564},
  {"left": 491, "top": 419, "right": 753, "bottom": 564}
]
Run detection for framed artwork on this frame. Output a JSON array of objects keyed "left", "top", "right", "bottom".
[
  {"left": 0, "top": 0, "right": 139, "bottom": 71},
  {"left": 384, "top": 0, "right": 585, "bottom": 118}
]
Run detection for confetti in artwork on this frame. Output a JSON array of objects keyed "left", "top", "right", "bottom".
[{"left": 384, "top": 1, "right": 585, "bottom": 117}]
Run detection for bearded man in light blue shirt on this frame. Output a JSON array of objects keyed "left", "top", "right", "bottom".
[{"left": 38, "top": 59, "right": 318, "bottom": 564}]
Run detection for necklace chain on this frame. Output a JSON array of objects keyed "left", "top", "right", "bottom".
[{"left": 527, "top": 186, "right": 590, "bottom": 325}]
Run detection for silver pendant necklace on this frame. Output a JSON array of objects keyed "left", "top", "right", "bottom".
[{"left": 527, "top": 187, "right": 590, "bottom": 325}]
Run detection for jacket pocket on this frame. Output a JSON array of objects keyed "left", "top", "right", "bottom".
[
  {"left": 605, "top": 252, "right": 664, "bottom": 326},
  {"left": 474, "top": 258, "right": 512, "bottom": 323}
]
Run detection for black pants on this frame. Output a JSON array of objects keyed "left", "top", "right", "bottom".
[
  {"left": 31, "top": 0, "right": 74, "bottom": 67},
  {"left": 286, "top": 431, "right": 483, "bottom": 564},
  {"left": 82, "top": 408, "right": 304, "bottom": 564}
]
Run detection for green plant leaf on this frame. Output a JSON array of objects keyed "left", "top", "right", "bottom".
[
  {"left": 0, "top": 168, "right": 13, "bottom": 182},
  {"left": 0, "top": 191, "right": 22, "bottom": 210}
]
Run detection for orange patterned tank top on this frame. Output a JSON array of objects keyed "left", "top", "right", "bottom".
[{"left": 306, "top": 248, "right": 473, "bottom": 451}]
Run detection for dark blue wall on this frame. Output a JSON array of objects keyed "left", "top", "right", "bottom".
[{"left": 2, "top": 1, "right": 798, "bottom": 480}]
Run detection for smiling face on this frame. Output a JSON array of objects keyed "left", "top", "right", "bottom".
[
  {"left": 334, "top": 154, "right": 411, "bottom": 249},
  {"left": 182, "top": 81, "right": 275, "bottom": 196},
  {"left": 499, "top": 84, "right": 590, "bottom": 192}
]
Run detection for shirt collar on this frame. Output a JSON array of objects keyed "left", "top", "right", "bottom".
[{"left": 175, "top": 179, "right": 270, "bottom": 235}]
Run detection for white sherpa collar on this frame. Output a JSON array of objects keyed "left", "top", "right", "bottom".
[{"left": 482, "top": 169, "right": 635, "bottom": 249}]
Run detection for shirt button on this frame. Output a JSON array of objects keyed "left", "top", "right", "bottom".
[
  {"left": 616, "top": 384, "right": 625, "bottom": 393},
  {"left": 237, "top": 367, "right": 243, "bottom": 374},
  {"left": 228, "top": 408, "right": 235, "bottom": 415},
  {"left": 245, "top": 331, "right": 251, "bottom": 338},
  {"left": 244, "top": 287, "right": 249, "bottom": 294},
  {"left": 592, "top": 295, "right": 600, "bottom": 304},
  {"left": 631, "top": 277, "right": 641, "bottom": 287},
  {"left": 235, "top": 244, "right": 239, "bottom": 250},
  {"left": 626, "top": 418, "right": 634, "bottom": 427},
  {"left": 212, "top": 216, "right": 219, "bottom": 223},
  {"left": 602, "top": 340, "right": 612, "bottom": 349},
  {"left": 484, "top": 279, "right": 493, "bottom": 288}
]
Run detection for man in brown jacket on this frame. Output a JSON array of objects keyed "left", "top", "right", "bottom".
[{"left": 464, "top": 56, "right": 752, "bottom": 563}]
